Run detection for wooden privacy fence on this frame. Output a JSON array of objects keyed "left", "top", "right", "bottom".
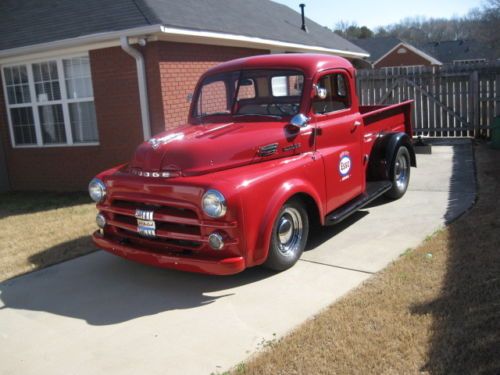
[{"left": 356, "top": 62, "right": 500, "bottom": 137}]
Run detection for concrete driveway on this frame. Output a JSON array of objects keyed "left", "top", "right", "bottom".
[{"left": 0, "top": 141, "right": 476, "bottom": 375}]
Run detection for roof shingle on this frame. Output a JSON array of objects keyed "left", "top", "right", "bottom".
[{"left": 0, "top": 0, "right": 367, "bottom": 55}]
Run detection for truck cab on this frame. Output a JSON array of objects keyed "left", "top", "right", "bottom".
[{"left": 89, "top": 54, "right": 416, "bottom": 275}]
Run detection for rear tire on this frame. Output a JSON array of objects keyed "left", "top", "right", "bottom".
[
  {"left": 385, "top": 146, "right": 411, "bottom": 199},
  {"left": 264, "top": 198, "right": 309, "bottom": 272}
]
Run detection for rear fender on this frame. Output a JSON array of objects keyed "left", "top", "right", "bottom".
[{"left": 368, "top": 132, "right": 416, "bottom": 180}]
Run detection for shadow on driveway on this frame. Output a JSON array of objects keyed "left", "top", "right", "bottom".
[
  {"left": 0, "top": 206, "right": 373, "bottom": 327},
  {"left": 0, "top": 252, "right": 276, "bottom": 326}
]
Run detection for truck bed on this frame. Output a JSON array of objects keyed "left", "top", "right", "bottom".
[{"left": 359, "top": 100, "right": 413, "bottom": 136}]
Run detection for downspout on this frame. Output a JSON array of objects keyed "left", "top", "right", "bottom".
[{"left": 120, "top": 36, "right": 151, "bottom": 140}]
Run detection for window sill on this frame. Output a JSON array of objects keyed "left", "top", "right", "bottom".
[{"left": 11, "top": 142, "right": 100, "bottom": 149}]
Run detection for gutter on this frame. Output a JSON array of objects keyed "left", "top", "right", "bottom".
[
  {"left": 0, "top": 25, "right": 369, "bottom": 62},
  {"left": 120, "top": 36, "right": 151, "bottom": 141},
  {"left": 158, "top": 26, "right": 370, "bottom": 59}
]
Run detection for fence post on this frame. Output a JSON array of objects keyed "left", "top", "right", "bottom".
[{"left": 468, "top": 71, "right": 480, "bottom": 137}]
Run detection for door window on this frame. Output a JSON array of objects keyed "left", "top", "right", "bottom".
[{"left": 312, "top": 73, "right": 350, "bottom": 114}]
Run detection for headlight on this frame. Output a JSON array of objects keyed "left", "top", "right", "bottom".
[
  {"left": 202, "top": 189, "right": 227, "bottom": 218},
  {"left": 88, "top": 178, "right": 107, "bottom": 203}
]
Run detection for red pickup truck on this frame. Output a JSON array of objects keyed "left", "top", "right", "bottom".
[{"left": 89, "top": 54, "right": 415, "bottom": 275}]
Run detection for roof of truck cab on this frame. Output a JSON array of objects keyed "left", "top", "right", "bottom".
[{"left": 203, "top": 53, "right": 356, "bottom": 78}]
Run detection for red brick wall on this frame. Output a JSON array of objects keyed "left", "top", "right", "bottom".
[
  {"left": 0, "top": 74, "right": 11, "bottom": 190},
  {"left": 142, "top": 43, "right": 166, "bottom": 136},
  {"left": 156, "top": 42, "right": 268, "bottom": 129},
  {"left": 0, "top": 46, "right": 147, "bottom": 191},
  {"left": 374, "top": 47, "right": 433, "bottom": 68},
  {"left": 0, "top": 42, "right": 268, "bottom": 191}
]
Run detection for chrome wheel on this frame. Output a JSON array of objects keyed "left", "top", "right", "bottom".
[
  {"left": 265, "top": 198, "right": 309, "bottom": 272},
  {"left": 385, "top": 146, "right": 411, "bottom": 200},
  {"left": 394, "top": 152, "right": 409, "bottom": 190},
  {"left": 276, "top": 207, "right": 303, "bottom": 257}
]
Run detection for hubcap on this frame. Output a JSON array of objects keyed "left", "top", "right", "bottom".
[
  {"left": 276, "top": 207, "right": 303, "bottom": 257},
  {"left": 395, "top": 153, "right": 408, "bottom": 190}
]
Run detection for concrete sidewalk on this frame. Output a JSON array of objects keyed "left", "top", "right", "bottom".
[{"left": 0, "top": 142, "right": 476, "bottom": 375}]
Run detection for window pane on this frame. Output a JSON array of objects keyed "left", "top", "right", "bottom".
[
  {"left": 288, "top": 75, "right": 304, "bottom": 96},
  {"left": 69, "top": 102, "right": 98, "bottom": 143},
  {"left": 3, "top": 66, "right": 31, "bottom": 104},
  {"left": 312, "top": 74, "right": 350, "bottom": 114},
  {"left": 337, "top": 75, "right": 347, "bottom": 97},
  {"left": 4, "top": 68, "right": 13, "bottom": 85},
  {"left": 197, "top": 81, "right": 229, "bottom": 116},
  {"left": 237, "top": 79, "right": 256, "bottom": 100},
  {"left": 38, "top": 104, "right": 66, "bottom": 144},
  {"left": 271, "top": 76, "right": 287, "bottom": 97},
  {"left": 33, "top": 61, "right": 61, "bottom": 102},
  {"left": 271, "top": 75, "right": 303, "bottom": 97},
  {"left": 63, "top": 57, "right": 93, "bottom": 99},
  {"left": 10, "top": 107, "right": 36, "bottom": 145}
]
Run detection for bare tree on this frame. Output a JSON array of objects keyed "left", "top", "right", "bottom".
[
  {"left": 367, "top": 1, "right": 499, "bottom": 56},
  {"left": 334, "top": 21, "right": 373, "bottom": 39}
]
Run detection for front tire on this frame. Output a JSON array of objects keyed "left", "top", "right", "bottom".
[
  {"left": 264, "top": 198, "right": 309, "bottom": 272},
  {"left": 385, "top": 146, "right": 411, "bottom": 199}
]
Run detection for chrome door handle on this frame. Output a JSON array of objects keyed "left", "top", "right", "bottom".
[{"left": 354, "top": 120, "right": 362, "bottom": 127}]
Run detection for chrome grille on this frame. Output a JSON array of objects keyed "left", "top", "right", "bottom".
[{"left": 100, "top": 198, "right": 202, "bottom": 250}]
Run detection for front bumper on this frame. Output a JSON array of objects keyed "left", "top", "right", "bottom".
[{"left": 92, "top": 231, "right": 246, "bottom": 275}]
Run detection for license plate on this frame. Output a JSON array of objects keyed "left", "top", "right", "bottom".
[{"left": 137, "top": 219, "right": 156, "bottom": 237}]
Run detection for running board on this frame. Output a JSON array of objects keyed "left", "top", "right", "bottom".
[{"left": 325, "top": 181, "right": 392, "bottom": 225}]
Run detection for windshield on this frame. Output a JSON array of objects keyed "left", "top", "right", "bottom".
[{"left": 193, "top": 69, "right": 304, "bottom": 120}]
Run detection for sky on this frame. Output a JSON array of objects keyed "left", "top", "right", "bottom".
[{"left": 272, "top": 0, "right": 484, "bottom": 30}]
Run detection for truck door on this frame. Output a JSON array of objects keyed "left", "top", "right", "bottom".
[{"left": 311, "top": 71, "right": 364, "bottom": 213}]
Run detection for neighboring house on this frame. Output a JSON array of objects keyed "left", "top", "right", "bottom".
[
  {"left": 353, "top": 36, "right": 441, "bottom": 69},
  {"left": 0, "top": 0, "right": 368, "bottom": 191},
  {"left": 420, "top": 39, "right": 497, "bottom": 65}
]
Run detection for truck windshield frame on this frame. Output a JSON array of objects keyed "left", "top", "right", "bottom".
[{"left": 192, "top": 69, "right": 305, "bottom": 121}]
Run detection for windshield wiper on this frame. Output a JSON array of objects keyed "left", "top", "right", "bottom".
[{"left": 233, "top": 113, "right": 283, "bottom": 119}]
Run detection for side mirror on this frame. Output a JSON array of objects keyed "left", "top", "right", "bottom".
[
  {"left": 314, "top": 85, "right": 327, "bottom": 99},
  {"left": 290, "top": 113, "right": 309, "bottom": 129}
]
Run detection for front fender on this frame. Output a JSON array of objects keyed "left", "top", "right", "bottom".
[
  {"left": 191, "top": 153, "right": 325, "bottom": 268},
  {"left": 249, "top": 178, "right": 324, "bottom": 266}
]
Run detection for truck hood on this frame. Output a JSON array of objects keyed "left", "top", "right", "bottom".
[{"left": 129, "top": 121, "right": 299, "bottom": 176}]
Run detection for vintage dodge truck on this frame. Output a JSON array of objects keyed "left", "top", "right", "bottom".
[{"left": 89, "top": 54, "right": 416, "bottom": 275}]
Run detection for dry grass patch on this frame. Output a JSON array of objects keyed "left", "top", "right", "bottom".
[
  {"left": 232, "top": 143, "right": 500, "bottom": 375},
  {"left": 0, "top": 192, "right": 96, "bottom": 281}
]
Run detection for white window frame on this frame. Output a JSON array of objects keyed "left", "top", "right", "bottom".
[
  {"left": 453, "top": 59, "right": 486, "bottom": 65},
  {"left": 1, "top": 53, "right": 99, "bottom": 148}
]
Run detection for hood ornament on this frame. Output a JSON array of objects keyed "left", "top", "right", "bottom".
[{"left": 148, "top": 132, "right": 184, "bottom": 150}]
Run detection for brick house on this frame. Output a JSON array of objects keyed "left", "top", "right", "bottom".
[
  {"left": 0, "top": 0, "right": 368, "bottom": 191},
  {"left": 420, "top": 39, "right": 498, "bottom": 65},
  {"left": 353, "top": 37, "right": 441, "bottom": 69}
]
